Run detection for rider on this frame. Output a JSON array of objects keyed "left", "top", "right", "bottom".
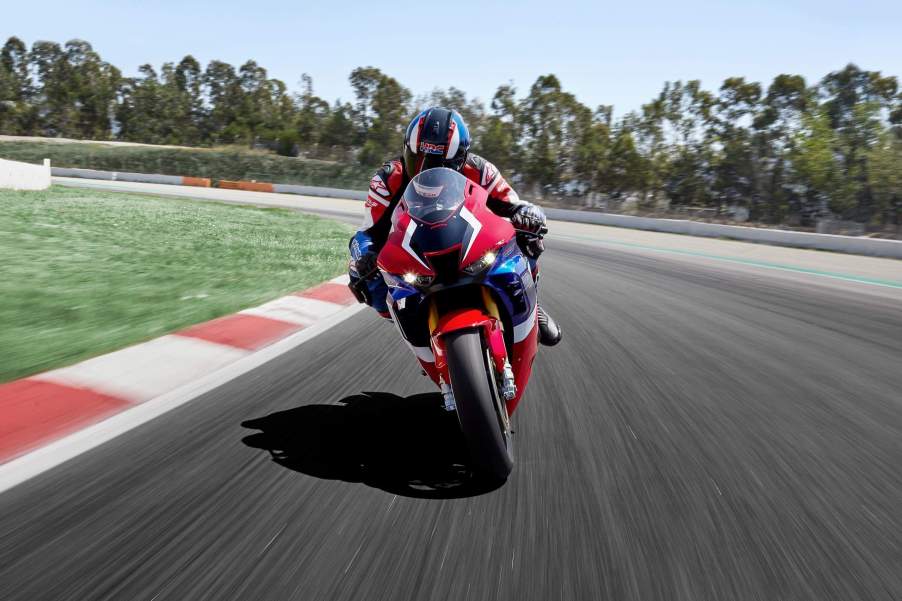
[{"left": 349, "top": 106, "right": 562, "bottom": 346}]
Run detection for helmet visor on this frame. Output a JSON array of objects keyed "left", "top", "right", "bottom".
[{"left": 401, "top": 168, "right": 467, "bottom": 224}]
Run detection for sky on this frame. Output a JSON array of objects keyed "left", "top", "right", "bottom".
[{"left": 4, "top": 0, "right": 901, "bottom": 118}]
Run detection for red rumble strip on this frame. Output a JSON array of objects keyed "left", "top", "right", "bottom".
[
  {"left": 0, "top": 379, "right": 131, "bottom": 463},
  {"left": 297, "top": 282, "right": 358, "bottom": 305},
  {"left": 177, "top": 313, "right": 303, "bottom": 351},
  {"left": 0, "top": 275, "right": 357, "bottom": 467}
]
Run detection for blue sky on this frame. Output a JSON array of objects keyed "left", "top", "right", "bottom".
[{"left": 5, "top": 0, "right": 901, "bottom": 117}]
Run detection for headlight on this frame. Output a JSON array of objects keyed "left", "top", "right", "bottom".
[
  {"left": 462, "top": 250, "right": 498, "bottom": 275},
  {"left": 402, "top": 272, "right": 434, "bottom": 287}
]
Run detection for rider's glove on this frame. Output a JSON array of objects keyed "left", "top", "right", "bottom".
[
  {"left": 354, "top": 251, "right": 379, "bottom": 279},
  {"left": 511, "top": 204, "right": 547, "bottom": 234}
]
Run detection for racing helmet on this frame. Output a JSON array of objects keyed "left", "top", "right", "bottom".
[{"left": 402, "top": 107, "right": 471, "bottom": 177}]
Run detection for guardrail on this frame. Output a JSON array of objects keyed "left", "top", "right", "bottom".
[{"left": 50, "top": 166, "right": 902, "bottom": 259}]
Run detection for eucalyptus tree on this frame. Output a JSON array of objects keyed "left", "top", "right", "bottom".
[{"left": 0, "top": 36, "right": 33, "bottom": 134}]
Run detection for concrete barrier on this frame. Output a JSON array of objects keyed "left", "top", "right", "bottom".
[
  {"left": 273, "top": 183, "right": 368, "bottom": 201},
  {"left": 218, "top": 180, "right": 274, "bottom": 193},
  {"left": 543, "top": 208, "right": 902, "bottom": 259},
  {"left": 52, "top": 167, "right": 183, "bottom": 186},
  {"left": 269, "top": 184, "right": 902, "bottom": 259},
  {"left": 1, "top": 158, "right": 51, "bottom": 190},
  {"left": 182, "top": 176, "right": 212, "bottom": 188}
]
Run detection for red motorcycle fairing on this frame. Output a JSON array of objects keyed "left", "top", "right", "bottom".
[
  {"left": 376, "top": 178, "right": 515, "bottom": 277},
  {"left": 376, "top": 168, "right": 538, "bottom": 413},
  {"left": 506, "top": 308, "right": 538, "bottom": 412}
]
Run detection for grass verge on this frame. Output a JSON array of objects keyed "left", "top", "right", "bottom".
[
  {"left": 0, "top": 185, "right": 354, "bottom": 383},
  {"left": 0, "top": 140, "right": 371, "bottom": 189}
]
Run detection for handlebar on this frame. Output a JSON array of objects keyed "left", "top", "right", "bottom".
[{"left": 514, "top": 226, "right": 547, "bottom": 239}]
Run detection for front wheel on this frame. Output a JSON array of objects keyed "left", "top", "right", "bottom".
[{"left": 445, "top": 330, "right": 513, "bottom": 481}]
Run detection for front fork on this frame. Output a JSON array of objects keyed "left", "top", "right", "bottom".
[{"left": 427, "top": 289, "right": 516, "bottom": 412}]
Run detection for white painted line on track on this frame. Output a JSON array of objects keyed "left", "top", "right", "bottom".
[{"left": 0, "top": 303, "right": 367, "bottom": 495}]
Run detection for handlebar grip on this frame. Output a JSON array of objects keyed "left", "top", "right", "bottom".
[{"left": 515, "top": 227, "right": 547, "bottom": 239}]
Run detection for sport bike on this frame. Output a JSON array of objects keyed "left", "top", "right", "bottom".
[{"left": 353, "top": 167, "right": 542, "bottom": 481}]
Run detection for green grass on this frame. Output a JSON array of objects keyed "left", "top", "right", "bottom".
[
  {"left": 0, "top": 185, "right": 354, "bottom": 383},
  {"left": 0, "top": 140, "right": 372, "bottom": 189}
]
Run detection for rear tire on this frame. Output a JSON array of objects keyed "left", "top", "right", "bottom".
[{"left": 445, "top": 330, "right": 513, "bottom": 481}]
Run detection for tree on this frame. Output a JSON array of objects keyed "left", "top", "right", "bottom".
[
  {"left": 348, "top": 66, "right": 381, "bottom": 142},
  {"left": 519, "top": 74, "right": 576, "bottom": 193},
  {"left": 204, "top": 60, "right": 243, "bottom": 143},
  {"left": 319, "top": 100, "right": 355, "bottom": 154},
  {"left": 571, "top": 105, "right": 611, "bottom": 199},
  {"left": 6, "top": 34, "right": 902, "bottom": 226},
  {"left": 0, "top": 36, "right": 34, "bottom": 134},
  {"left": 117, "top": 64, "right": 167, "bottom": 143},
  {"left": 417, "top": 86, "right": 486, "bottom": 141},
  {"left": 237, "top": 60, "right": 269, "bottom": 145},
  {"left": 819, "top": 64, "right": 899, "bottom": 221},
  {"left": 639, "top": 80, "right": 716, "bottom": 208},
  {"left": 29, "top": 40, "right": 74, "bottom": 136},
  {"left": 754, "top": 74, "right": 811, "bottom": 222},
  {"left": 349, "top": 67, "right": 411, "bottom": 166},
  {"left": 63, "top": 40, "right": 120, "bottom": 139},
  {"left": 480, "top": 84, "right": 521, "bottom": 176},
  {"left": 711, "top": 77, "right": 763, "bottom": 217},
  {"left": 173, "top": 55, "right": 205, "bottom": 145},
  {"left": 293, "top": 73, "right": 330, "bottom": 154},
  {"left": 606, "top": 120, "right": 647, "bottom": 196},
  {"left": 791, "top": 109, "right": 852, "bottom": 217},
  {"left": 867, "top": 131, "right": 902, "bottom": 226}
]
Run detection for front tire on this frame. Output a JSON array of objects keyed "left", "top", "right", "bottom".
[{"left": 445, "top": 330, "right": 513, "bottom": 481}]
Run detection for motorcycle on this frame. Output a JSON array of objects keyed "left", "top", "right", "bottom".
[{"left": 351, "top": 167, "right": 543, "bottom": 481}]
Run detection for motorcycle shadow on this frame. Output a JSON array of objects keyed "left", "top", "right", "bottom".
[{"left": 241, "top": 392, "right": 504, "bottom": 499}]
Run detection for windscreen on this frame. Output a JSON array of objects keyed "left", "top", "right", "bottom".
[{"left": 401, "top": 167, "right": 467, "bottom": 224}]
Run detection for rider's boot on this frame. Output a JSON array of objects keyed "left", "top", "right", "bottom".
[{"left": 537, "top": 306, "right": 562, "bottom": 346}]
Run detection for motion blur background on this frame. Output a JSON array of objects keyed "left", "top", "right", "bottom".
[
  {"left": 2, "top": 0, "right": 901, "bottom": 232},
  {"left": 3, "top": 4, "right": 902, "bottom": 600}
]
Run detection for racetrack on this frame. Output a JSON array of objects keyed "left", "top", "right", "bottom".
[{"left": 2, "top": 180, "right": 902, "bottom": 600}]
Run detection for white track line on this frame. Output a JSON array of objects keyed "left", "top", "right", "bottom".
[{"left": 0, "top": 303, "right": 366, "bottom": 494}]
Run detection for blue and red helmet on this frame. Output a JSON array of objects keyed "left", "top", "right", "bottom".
[{"left": 402, "top": 107, "right": 471, "bottom": 176}]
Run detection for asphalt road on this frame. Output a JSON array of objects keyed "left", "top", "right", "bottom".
[{"left": 3, "top": 217, "right": 902, "bottom": 599}]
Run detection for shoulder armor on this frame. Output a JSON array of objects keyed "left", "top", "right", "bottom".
[
  {"left": 370, "top": 159, "right": 405, "bottom": 200},
  {"left": 465, "top": 153, "right": 499, "bottom": 187}
]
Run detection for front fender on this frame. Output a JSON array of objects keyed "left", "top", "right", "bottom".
[{"left": 431, "top": 308, "right": 507, "bottom": 380}]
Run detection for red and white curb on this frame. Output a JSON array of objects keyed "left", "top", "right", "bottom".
[{"left": 0, "top": 275, "right": 363, "bottom": 490}]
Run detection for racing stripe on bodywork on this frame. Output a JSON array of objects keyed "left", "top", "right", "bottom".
[
  {"left": 409, "top": 114, "right": 425, "bottom": 154},
  {"left": 459, "top": 205, "right": 482, "bottom": 265},
  {"left": 513, "top": 306, "right": 538, "bottom": 343},
  {"left": 446, "top": 118, "right": 459, "bottom": 159},
  {"left": 367, "top": 193, "right": 390, "bottom": 207},
  {"left": 402, "top": 220, "right": 430, "bottom": 269}
]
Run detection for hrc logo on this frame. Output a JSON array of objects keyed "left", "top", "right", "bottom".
[{"left": 419, "top": 141, "right": 446, "bottom": 155}]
